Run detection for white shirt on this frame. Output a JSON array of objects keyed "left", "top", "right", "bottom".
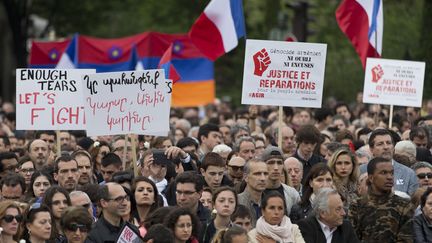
[{"left": 317, "top": 218, "right": 337, "bottom": 243}]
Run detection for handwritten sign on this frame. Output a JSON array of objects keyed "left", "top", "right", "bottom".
[
  {"left": 116, "top": 222, "right": 142, "bottom": 243},
  {"left": 241, "top": 39, "right": 327, "bottom": 108},
  {"left": 82, "top": 70, "right": 172, "bottom": 136},
  {"left": 363, "top": 58, "right": 425, "bottom": 107},
  {"left": 16, "top": 69, "right": 95, "bottom": 130}
]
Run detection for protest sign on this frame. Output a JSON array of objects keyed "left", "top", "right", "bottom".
[
  {"left": 16, "top": 69, "right": 95, "bottom": 130},
  {"left": 363, "top": 58, "right": 425, "bottom": 107},
  {"left": 241, "top": 39, "right": 327, "bottom": 107},
  {"left": 82, "top": 70, "right": 172, "bottom": 136},
  {"left": 116, "top": 222, "right": 143, "bottom": 243}
]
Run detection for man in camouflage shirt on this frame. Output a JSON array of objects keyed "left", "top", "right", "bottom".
[{"left": 348, "top": 157, "right": 414, "bottom": 242}]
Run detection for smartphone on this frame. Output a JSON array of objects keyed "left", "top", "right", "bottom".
[{"left": 152, "top": 149, "right": 172, "bottom": 166}]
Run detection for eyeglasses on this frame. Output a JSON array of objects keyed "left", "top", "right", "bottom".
[
  {"left": 20, "top": 168, "right": 35, "bottom": 174},
  {"left": 106, "top": 195, "right": 130, "bottom": 203},
  {"left": 417, "top": 173, "right": 432, "bottom": 179},
  {"left": 81, "top": 203, "right": 91, "bottom": 209},
  {"left": 228, "top": 165, "right": 244, "bottom": 171},
  {"left": 2, "top": 215, "right": 23, "bottom": 223},
  {"left": 175, "top": 223, "right": 192, "bottom": 229},
  {"left": 66, "top": 223, "right": 89, "bottom": 232},
  {"left": 176, "top": 190, "right": 196, "bottom": 196}
]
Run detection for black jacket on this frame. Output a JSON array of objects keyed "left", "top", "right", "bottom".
[
  {"left": 293, "top": 151, "right": 323, "bottom": 184},
  {"left": 297, "top": 216, "right": 360, "bottom": 243},
  {"left": 85, "top": 216, "right": 137, "bottom": 243},
  {"left": 413, "top": 213, "right": 432, "bottom": 243}
]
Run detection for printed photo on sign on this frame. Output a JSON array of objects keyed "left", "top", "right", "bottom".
[
  {"left": 363, "top": 58, "right": 425, "bottom": 107},
  {"left": 16, "top": 69, "right": 95, "bottom": 130},
  {"left": 82, "top": 70, "right": 172, "bottom": 136},
  {"left": 241, "top": 39, "right": 327, "bottom": 108}
]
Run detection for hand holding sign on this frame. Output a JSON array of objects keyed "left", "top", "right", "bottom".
[{"left": 253, "top": 48, "right": 271, "bottom": 76}]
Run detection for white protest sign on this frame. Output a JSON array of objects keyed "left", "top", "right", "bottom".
[
  {"left": 242, "top": 39, "right": 327, "bottom": 107},
  {"left": 16, "top": 69, "right": 95, "bottom": 130},
  {"left": 363, "top": 58, "right": 425, "bottom": 107},
  {"left": 116, "top": 222, "right": 142, "bottom": 243},
  {"left": 82, "top": 70, "right": 172, "bottom": 136}
]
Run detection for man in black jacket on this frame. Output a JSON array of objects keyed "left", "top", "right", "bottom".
[{"left": 298, "top": 188, "right": 359, "bottom": 243}]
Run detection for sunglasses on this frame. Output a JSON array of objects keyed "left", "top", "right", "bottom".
[
  {"left": 417, "top": 173, "right": 432, "bottom": 179},
  {"left": 66, "top": 223, "right": 89, "bottom": 232},
  {"left": 3, "top": 215, "right": 23, "bottom": 223}
]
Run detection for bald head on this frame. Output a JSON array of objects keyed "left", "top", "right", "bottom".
[{"left": 284, "top": 157, "right": 303, "bottom": 188}]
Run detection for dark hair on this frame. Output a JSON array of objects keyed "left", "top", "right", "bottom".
[
  {"left": 212, "top": 186, "right": 237, "bottom": 206},
  {"left": 231, "top": 204, "right": 251, "bottom": 221},
  {"left": 198, "top": 123, "right": 220, "bottom": 143},
  {"left": 22, "top": 204, "right": 53, "bottom": 241},
  {"left": 60, "top": 206, "right": 93, "bottom": 232},
  {"left": 132, "top": 176, "right": 160, "bottom": 216},
  {"left": 368, "top": 129, "right": 393, "bottom": 148},
  {"left": 163, "top": 207, "right": 200, "bottom": 239},
  {"left": 175, "top": 171, "right": 204, "bottom": 192},
  {"left": 18, "top": 155, "right": 34, "bottom": 168},
  {"left": 101, "top": 153, "right": 122, "bottom": 167},
  {"left": 0, "top": 136, "right": 10, "bottom": 146},
  {"left": 201, "top": 152, "right": 225, "bottom": 171},
  {"left": 0, "top": 152, "right": 18, "bottom": 173},
  {"left": 261, "top": 191, "right": 285, "bottom": 210},
  {"left": 314, "top": 108, "right": 333, "bottom": 123},
  {"left": 420, "top": 187, "right": 432, "bottom": 210},
  {"left": 0, "top": 173, "right": 26, "bottom": 193},
  {"left": 25, "top": 171, "right": 53, "bottom": 200},
  {"left": 176, "top": 137, "right": 199, "bottom": 150},
  {"left": 334, "top": 102, "right": 351, "bottom": 117},
  {"left": 144, "top": 206, "right": 176, "bottom": 229},
  {"left": 88, "top": 140, "right": 111, "bottom": 166},
  {"left": 213, "top": 225, "right": 247, "bottom": 243},
  {"left": 295, "top": 124, "right": 321, "bottom": 144},
  {"left": 300, "top": 163, "right": 333, "bottom": 206},
  {"left": 410, "top": 126, "right": 430, "bottom": 143},
  {"left": 41, "top": 185, "right": 72, "bottom": 214},
  {"left": 54, "top": 154, "right": 78, "bottom": 173},
  {"left": 34, "top": 130, "right": 56, "bottom": 140},
  {"left": 367, "top": 157, "right": 391, "bottom": 175},
  {"left": 142, "top": 224, "right": 174, "bottom": 243},
  {"left": 112, "top": 171, "right": 133, "bottom": 185},
  {"left": 334, "top": 129, "right": 354, "bottom": 142}
]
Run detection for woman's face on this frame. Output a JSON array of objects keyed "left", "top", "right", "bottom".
[
  {"left": 134, "top": 181, "right": 155, "bottom": 206},
  {"left": 51, "top": 192, "right": 69, "bottom": 219},
  {"left": 174, "top": 215, "right": 192, "bottom": 242},
  {"left": 162, "top": 139, "right": 173, "bottom": 150},
  {"left": 199, "top": 191, "right": 213, "bottom": 210},
  {"left": 19, "top": 161, "right": 35, "bottom": 185},
  {"left": 1, "top": 207, "right": 21, "bottom": 236},
  {"left": 423, "top": 193, "right": 432, "bottom": 221},
  {"left": 319, "top": 137, "right": 330, "bottom": 157},
  {"left": 262, "top": 197, "right": 285, "bottom": 225},
  {"left": 214, "top": 190, "right": 236, "bottom": 217},
  {"left": 334, "top": 154, "right": 354, "bottom": 178},
  {"left": 64, "top": 223, "right": 89, "bottom": 243},
  {"left": 33, "top": 176, "right": 51, "bottom": 198},
  {"left": 309, "top": 172, "right": 333, "bottom": 194},
  {"left": 27, "top": 211, "right": 52, "bottom": 241},
  {"left": 96, "top": 146, "right": 110, "bottom": 164},
  {"left": 175, "top": 129, "right": 185, "bottom": 143}
]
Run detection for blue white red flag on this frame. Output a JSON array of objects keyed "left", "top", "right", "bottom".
[
  {"left": 189, "top": 0, "right": 246, "bottom": 61},
  {"left": 336, "top": 0, "right": 383, "bottom": 68}
]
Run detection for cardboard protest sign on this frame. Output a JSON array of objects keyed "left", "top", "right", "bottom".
[
  {"left": 82, "top": 70, "right": 172, "bottom": 136},
  {"left": 16, "top": 69, "right": 95, "bottom": 130},
  {"left": 363, "top": 58, "right": 425, "bottom": 107},
  {"left": 242, "top": 39, "right": 327, "bottom": 108},
  {"left": 116, "top": 222, "right": 143, "bottom": 243}
]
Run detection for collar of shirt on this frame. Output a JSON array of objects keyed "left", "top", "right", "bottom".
[{"left": 317, "top": 218, "right": 336, "bottom": 243}]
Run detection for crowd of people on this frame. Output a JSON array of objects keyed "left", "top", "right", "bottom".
[{"left": 0, "top": 94, "right": 431, "bottom": 243}]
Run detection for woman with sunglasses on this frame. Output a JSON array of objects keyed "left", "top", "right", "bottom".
[
  {"left": 21, "top": 203, "right": 52, "bottom": 243},
  {"left": 0, "top": 201, "right": 22, "bottom": 243},
  {"left": 41, "top": 186, "right": 71, "bottom": 242},
  {"left": 60, "top": 206, "right": 93, "bottom": 243}
]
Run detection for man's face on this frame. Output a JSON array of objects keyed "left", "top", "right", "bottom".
[
  {"left": 176, "top": 182, "right": 200, "bottom": 209},
  {"left": 182, "top": 145, "right": 198, "bottom": 158},
  {"left": 245, "top": 162, "right": 268, "bottom": 192},
  {"left": 201, "top": 165, "right": 224, "bottom": 190},
  {"left": 113, "top": 139, "right": 132, "bottom": 163},
  {"left": 284, "top": 158, "right": 303, "bottom": 188},
  {"left": 336, "top": 105, "right": 351, "bottom": 121},
  {"left": 0, "top": 158, "right": 18, "bottom": 178},
  {"left": 416, "top": 167, "right": 432, "bottom": 188},
  {"left": 265, "top": 158, "right": 284, "bottom": 182},
  {"left": 370, "top": 134, "right": 394, "bottom": 160},
  {"left": 102, "top": 184, "right": 129, "bottom": 217},
  {"left": 299, "top": 111, "right": 311, "bottom": 125},
  {"left": 369, "top": 161, "right": 394, "bottom": 194},
  {"left": 71, "top": 194, "right": 94, "bottom": 217},
  {"left": 298, "top": 141, "right": 316, "bottom": 159},
  {"left": 1, "top": 185, "right": 23, "bottom": 201},
  {"left": 59, "top": 132, "right": 71, "bottom": 147},
  {"left": 76, "top": 155, "right": 93, "bottom": 185},
  {"left": 39, "top": 134, "right": 55, "bottom": 150},
  {"left": 101, "top": 164, "right": 121, "bottom": 183},
  {"left": 219, "top": 126, "right": 232, "bottom": 145},
  {"left": 8, "top": 137, "right": 18, "bottom": 150},
  {"left": 234, "top": 130, "right": 249, "bottom": 143},
  {"left": 54, "top": 160, "right": 79, "bottom": 191},
  {"left": 0, "top": 138, "right": 9, "bottom": 153},
  {"left": 412, "top": 136, "right": 428, "bottom": 149},
  {"left": 29, "top": 139, "right": 49, "bottom": 169},
  {"left": 320, "top": 193, "right": 346, "bottom": 228},
  {"left": 233, "top": 217, "right": 252, "bottom": 232},
  {"left": 202, "top": 131, "right": 222, "bottom": 151},
  {"left": 227, "top": 157, "right": 246, "bottom": 180},
  {"left": 281, "top": 127, "right": 296, "bottom": 155},
  {"left": 238, "top": 141, "right": 255, "bottom": 162}
]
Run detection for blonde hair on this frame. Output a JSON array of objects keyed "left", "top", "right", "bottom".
[{"left": 327, "top": 147, "right": 359, "bottom": 184}]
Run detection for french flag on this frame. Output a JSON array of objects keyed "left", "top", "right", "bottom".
[
  {"left": 158, "top": 43, "right": 181, "bottom": 84},
  {"left": 189, "top": 0, "right": 246, "bottom": 61},
  {"left": 336, "top": 0, "right": 383, "bottom": 68}
]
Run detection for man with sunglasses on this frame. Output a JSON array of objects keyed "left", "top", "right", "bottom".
[
  {"left": 227, "top": 156, "right": 246, "bottom": 188},
  {"left": 412, "top": 162, "right": 432, "bottom": 188},
  {"left": 86, "top": 182, "right": 137, "bottom": 243}
]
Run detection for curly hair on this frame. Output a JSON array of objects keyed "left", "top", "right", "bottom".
[{"left": 163, "top": 207, "right": 200, "bottom": 239}]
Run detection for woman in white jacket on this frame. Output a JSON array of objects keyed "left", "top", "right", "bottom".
[{"left": 248, "top": 191, "right": 305, "bottom": 243}]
